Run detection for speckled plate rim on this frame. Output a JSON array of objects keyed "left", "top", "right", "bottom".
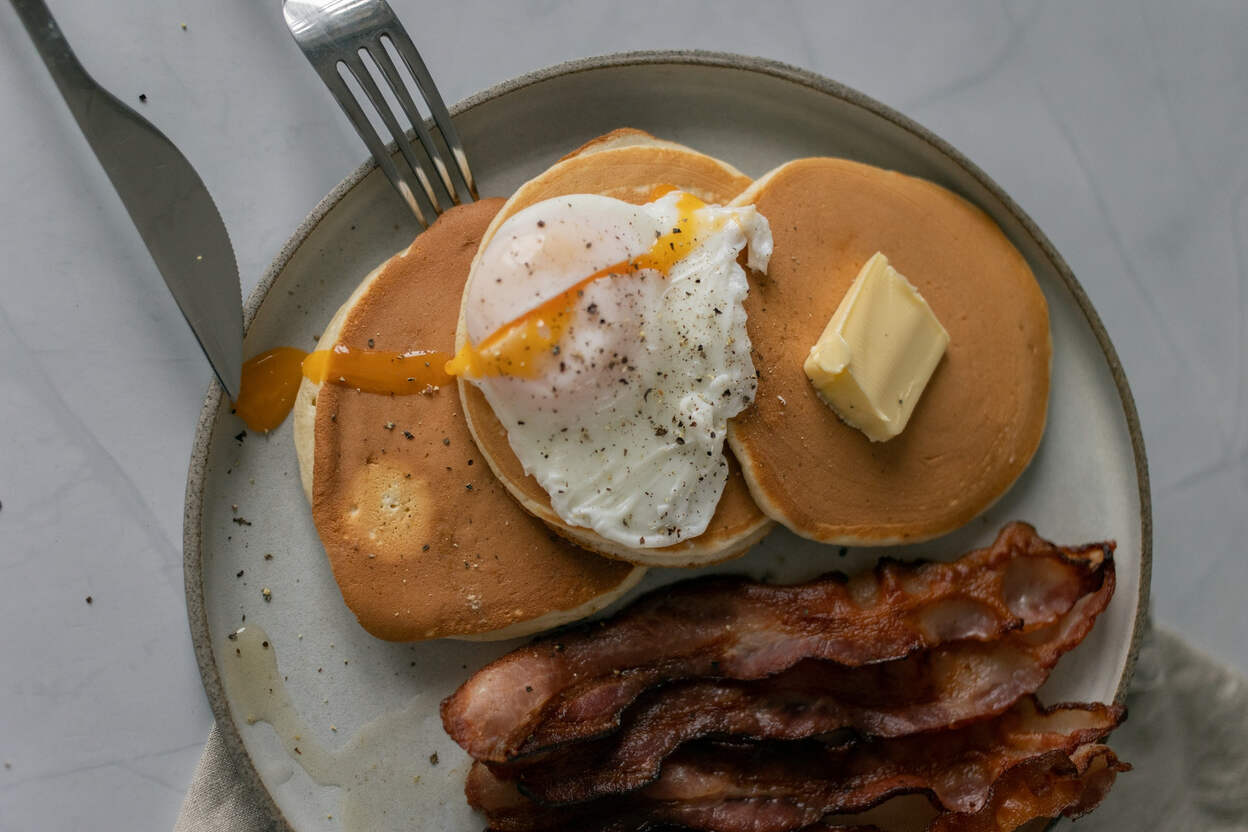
[{"left": 183, "top": 49, "right": 1153, "bottom": 832}]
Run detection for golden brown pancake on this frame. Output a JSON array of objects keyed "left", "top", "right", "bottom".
[
  {"left": 727, "top": 158, "right": 1051, "bottom": 544},
  {"left": 294, "top": 200, "right": 643, "bottom": 642},
  {"left": 455, "top": 130, "right": 773, "bottom": 567}
]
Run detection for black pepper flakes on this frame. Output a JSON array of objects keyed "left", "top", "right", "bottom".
[
  {"left": 442, "top": 437, "right": 451, "bottom": 446},
  {"left": 403, "top": 431, "right": 415, "bottom": 440},
  {"left": 429, "top": 752, "right": 440, "bottom": 766},
  {"left": 138, "top": 93, "right": 147, "bottom": 103},
  {"left": 85, "top": 596, "right": 93, "bottom": 605},
  {"left": 232, "top": 517, "right": 252, "bottom": 526},
  {"left": 368, "top": 338, "right": 375, "bottom": 348},
  {"left": 236, "top": 570, "right": 245, "bottom": 578}
]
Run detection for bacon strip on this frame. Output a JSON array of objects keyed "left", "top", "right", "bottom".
[
  {"left": 443, "top": 523, "right": 1112, "bottom": 762},
  {"left": 804, "top": 745, "right": 1128, "bottom": 832},
  {"left": 466, "top": 697, "right": 1125, "bottom": 832},
  {"left": 925, "top": 744, "right": 1128, "bottom": 831},
  {"left": 501, "top": 562, "right": 1115, "bottom": 805}
]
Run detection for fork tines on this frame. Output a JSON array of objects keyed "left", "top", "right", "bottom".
[{"left": 286, "top": 0, "right": 477, "bottom": 226}]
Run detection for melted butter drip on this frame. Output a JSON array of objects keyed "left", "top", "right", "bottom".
[
  {"left": 444, "top": 190, "right": 714, "bottom": 380},
  {"left": 232, "top": 190, "right": 713, "bottom": 430},
  {"left": 221, "top": 626, "right": 471, "bottom": 831}
]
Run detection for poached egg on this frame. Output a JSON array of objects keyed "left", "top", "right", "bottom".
[{"left": 452, "top": 190, "right": 771, "bottom": 548}]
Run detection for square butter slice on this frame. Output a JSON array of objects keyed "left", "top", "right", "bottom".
[{"left": 803, "top": 252, "right": 950, "bottom": 442}]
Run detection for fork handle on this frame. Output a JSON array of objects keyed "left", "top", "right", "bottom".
[{"left": 9, "top": 0, "right": 103, "bottom": 125}]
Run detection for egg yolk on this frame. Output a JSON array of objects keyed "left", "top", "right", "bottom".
[
  {"left": 232, "top": 189, "right": 712, "bottom": 431},
  {"left": 444, "top": 190, "right": 714, "bottom": 380},
  {"left": 234, "top": 346, "right": 452, "bottom": 432}
]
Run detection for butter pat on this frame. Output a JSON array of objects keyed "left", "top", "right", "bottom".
[{"left": 803, "top": 252, "right": 949, "bottom": 442}]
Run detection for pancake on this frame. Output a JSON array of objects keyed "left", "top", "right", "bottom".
[
  {"left": 455, "top": 130, "right": 774, "bottom": 567},
  {"left": 727, "top": 158, "right": 1051, "bottom": 544},
  {"left": 293, "top": 200, "right": 643, "bottom": 642}
]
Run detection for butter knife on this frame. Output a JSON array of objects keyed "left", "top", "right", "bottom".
[{"left": 11, "top": 0, "right": 244, "bottom": 399}]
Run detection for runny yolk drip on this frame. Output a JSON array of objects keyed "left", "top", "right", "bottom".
[
  {"left": 444, "top": 190, "right": 713, "bottom": 380},
  {"left": 234, "top": 345, "right": 451, "bottom": 432},
  {"left": 648, "top": 183, "right": 680, "bottom": 201},
  {"left": 301, "top": 345, "right": 451, "bottom": 393},
  {"left": 235, "top": 347, "right": 308, "bottom": 432},
  {"left": 232, "top": 190, "right": 714, "bottom": 431}
]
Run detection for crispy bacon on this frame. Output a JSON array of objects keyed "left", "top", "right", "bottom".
[
  {"left": 443, "top": 523, "right": 1112, "bottom": 762},
  {"left": 802, "top": 745, "right": 1127, "bottom": 832},
  {"left": 500, "top": 562, "right": 1115, "bottom": 805},
  {"left": 925, "top": 744, "right": 1128, "bottom": 831},
  {"left": 466, "top": 697, "right": 1125, "bottom": 832}
]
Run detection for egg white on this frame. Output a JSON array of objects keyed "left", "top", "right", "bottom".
[{"left": 463, "top": 192, "right": 771, "bottom": 549}]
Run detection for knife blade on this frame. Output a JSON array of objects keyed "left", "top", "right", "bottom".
[{"left": 10, "top": 0, "right": 244, "bottom": 400}]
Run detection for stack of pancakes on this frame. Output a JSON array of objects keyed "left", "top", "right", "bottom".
[{"left": 295, "top": 130, "right": 1050, "bottom": 641}]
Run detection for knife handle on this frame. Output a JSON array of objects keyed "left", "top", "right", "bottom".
[{"left": 9, "top": 0, "right": 104, "bottom": 126}]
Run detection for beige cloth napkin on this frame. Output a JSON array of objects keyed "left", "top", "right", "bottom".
[
  {"left": 175, "top": 723, "right": 278, "bottom": 832},
  {"left": 175, "top": 624, "right": 1248, "bottom": 831}
]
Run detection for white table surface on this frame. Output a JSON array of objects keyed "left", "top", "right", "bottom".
[{"left": 0, "top": 1, "right": 1244, "bottom": 829}]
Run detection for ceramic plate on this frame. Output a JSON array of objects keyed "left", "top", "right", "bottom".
[{"left": 184, "top": 51, "right": 1151, "bottom": 832}]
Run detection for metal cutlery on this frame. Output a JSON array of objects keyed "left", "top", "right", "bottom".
[
  {"left": 10, "top": 0, "right": 244, "bottom": 399},
  {"left": 283, "top": 0, "right": 477, "bottom": 225}
]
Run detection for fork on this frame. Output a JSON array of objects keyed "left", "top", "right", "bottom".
[{"left": 283, "top": 0, "right": 477, "bottom": 226}]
